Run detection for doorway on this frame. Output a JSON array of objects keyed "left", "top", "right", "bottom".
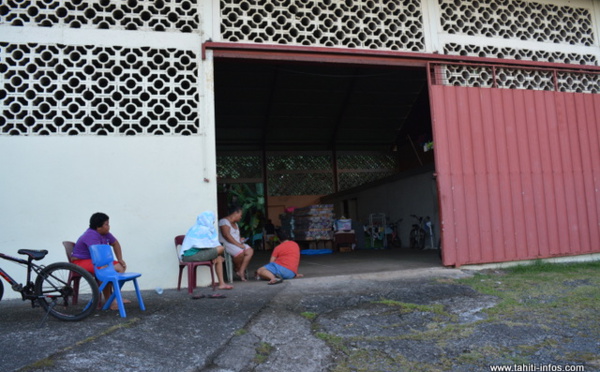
[{"left": 212, "top": 55, "right": 441, "bottom": 263}]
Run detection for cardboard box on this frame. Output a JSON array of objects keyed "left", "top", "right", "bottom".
[{"left": 335, "top": 219, "right": 352, "bottom": 231}]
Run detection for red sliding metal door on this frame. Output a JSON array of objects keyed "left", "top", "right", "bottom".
[{"left": 429, "top": 64, "right": 600, "bottom": 267}]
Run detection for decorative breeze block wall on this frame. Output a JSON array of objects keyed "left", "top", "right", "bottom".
[
  {"left": 439, "top": 0, "right": 594, "bottom": 45},
  {"left": 439, "top": 0, "right": 598, "bottom": 66},
  {"left": 1, "top": 43, "right": 199, "bottom": 135},
  {"left": 0, "top": 0, "right": 201, "bottom": 136},
  {"left": 220, "top": 0, "right": 426, "bottom": 52},
  {"left": 217, "top": 152, "right": 398, "bottom": 195},
  {"left": 437, "top": 64, "right": 600, "bottom": 93},
  {"left": 2, "top": 0, "right": 599, "bottom": 136},
  {"left": 0, "top": 0, "right": 199, "bottom": 32},
  {"left": 437, "top": 0, "right": 599, "bottom": 92}
]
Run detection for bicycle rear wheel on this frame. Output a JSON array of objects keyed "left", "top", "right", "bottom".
[
  {"left": 0, "top": 279, "right": 3, "bottom": 302},
  {"left": 418, "top": 229, "right": 426, "bottom": 250},
  {"left": 390, "top": 235, "right": 402, "bottom": 248},
  {"left": 35, "top": 262, "right": 99, "bottom": 321},
  {"left": 409, "top": 228, "right": 418, "bottom": 249}
]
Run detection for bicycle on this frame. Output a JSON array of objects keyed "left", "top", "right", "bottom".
[
  {"left": 424, "top": 216, "right": 436, "bottom": 251},
  {"left": 409, "top": 214, "right": 427, "bottom": 250},
  {"left": 386, "top": 218, "right": 403, "bottom": 248},
  {"left": 0, "top": 249, "right": 99, "bottom": 323}
]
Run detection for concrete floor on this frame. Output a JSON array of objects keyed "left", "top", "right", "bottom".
[{"left": 247, "top": 247, "right": 443, "bottom": 279}]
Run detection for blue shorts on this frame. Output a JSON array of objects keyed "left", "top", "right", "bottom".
[{"left": 263, "top": 262, "right": 296, "bottom": 279}]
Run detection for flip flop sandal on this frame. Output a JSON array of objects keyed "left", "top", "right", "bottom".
[
  {"left": 191, "top": 294, "right": 206, "bottom": 300},
  {"left": 208, "top": 293, "right": 227, "bottom": 299},
  {"left": 268, "top": 278, "right": 283, "bottom": 285}
]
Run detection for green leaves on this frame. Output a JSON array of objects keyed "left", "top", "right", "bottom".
[{"left": 227, "top": 183, "right": 265, "bottom": 239}]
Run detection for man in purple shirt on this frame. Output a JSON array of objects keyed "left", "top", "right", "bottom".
[{"left": 72, "top": 212, "right": 128, "bottom": 309}]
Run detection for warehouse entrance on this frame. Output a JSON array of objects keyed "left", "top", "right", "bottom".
[{"left": 211, "top": 50, "right": 440, "bottom": 262}]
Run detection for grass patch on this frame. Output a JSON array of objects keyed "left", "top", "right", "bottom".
[
  {"left": 253, "top": 342, "right": 274, "bottom": 364},
  {"left": 457, "top": 349, "right": 487, "bottom": 364},
  {"left": 518, "top": 338, "right": 558, "bottom": 354},
  {"left": 507, "top": 259, "right": 600, "bottom": 275},
  {"left": 234, "top": 329, "right": 247, "bottom": 336},
  {"left": 564, "top": 351, "right": 600, "bottom": 362},
  {"left": 459, "top": 261, "right": 600, "bottom": 312},
  {"left": 373, "top": 299, "right": 447, "bottom": 316},
  {"left": 316, "top": 332, "right": 347, "bottom": 353},
  {"left": 300, "top": 311, "right": 318, "bottom": 320},
  {"left": 373, "top": 298, "right": 455, "bottom": 324},
  {"left": 19, "top": 358, "right": 55, "bottom": 371},
  {"left": 326, "top": 261, "right": 600, "bottom": 371}
]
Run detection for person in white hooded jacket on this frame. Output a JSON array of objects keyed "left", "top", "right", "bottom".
[{"left": 181, "top": 211, "right": 233, "bottom": 291}]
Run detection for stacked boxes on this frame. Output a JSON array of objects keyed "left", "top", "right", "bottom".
[
  {"left": 293, "top": 204, "right": 334, "bottom": 241},
  {"left": 279, "top": 212, "right": 294, "bottom": 240}
]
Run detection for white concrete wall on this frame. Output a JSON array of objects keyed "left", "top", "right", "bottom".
[
  {"left": 325, "top": 169, "right": 440, "bottom": 248},
  {"left": 0, "top": 0, "right": 220, "bottom": 299},
  {"left": 0, "top": 136, "right": 218, "bottom": 299}
]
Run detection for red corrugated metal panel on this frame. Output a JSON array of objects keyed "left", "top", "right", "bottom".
[{"left": 431, "top": 85, "right": 600, "bottom": 267}]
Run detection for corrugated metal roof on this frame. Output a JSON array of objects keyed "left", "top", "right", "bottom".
[{"left": 214, "top": 59, "right": 429, "bottom": 152}]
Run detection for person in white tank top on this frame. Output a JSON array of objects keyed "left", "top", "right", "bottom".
[{"left": 218, "top": 204, "right": 254, "bottom": 281}]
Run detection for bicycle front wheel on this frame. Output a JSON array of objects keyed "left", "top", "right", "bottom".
[{"left": 35, "top": 262, "right": 99, "bottom": 321}]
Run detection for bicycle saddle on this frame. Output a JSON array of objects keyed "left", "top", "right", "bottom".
[{"left": 18, "top": 249, "right": 48, "bottom": 260}]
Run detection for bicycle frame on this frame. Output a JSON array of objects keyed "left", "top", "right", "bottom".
[
  {"left": 0, "top": 252, "right": 43, "bottom": 301},
  {"left": 424, "top": 218, "right": 435, "bottom": 249},
  {"left": 409, "top": 215, "right": 437, "bottom": 250},
  {"left": 411, "top": 215, "right": 426, "bottom": 233},
  {"left": 385, "top": 219, "right": 402, "bottom": 247},
  {"left": 409, "top": 215, "right": 429, "bottom": 250},
  {"left": 1, "top": 250, "right": 101, "bottom": 324}
]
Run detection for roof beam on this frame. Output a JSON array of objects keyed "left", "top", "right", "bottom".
[
  {"left": 330, "top": 68, "right": 360, "bottom": 149},
  {"left": 205, "top": 42, "right": 600, "bottom": 72}
]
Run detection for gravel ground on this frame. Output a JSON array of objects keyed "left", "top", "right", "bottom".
[
  {"left": 3, "top": 264, "right": 598, "bottom": 372},
  {"left": 209, "top": 268, "right": 600, "bottom": 372}
]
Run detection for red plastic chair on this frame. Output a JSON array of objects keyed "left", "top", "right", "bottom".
[
  {"left": 62, "top": 241, "right": 83, "bottom": 305},
  {"left": 63, "top": 240, "right": 102, "bottom": 308},
  {"left": 174, "top": 235, "right": 216, "bottom": 294}
]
